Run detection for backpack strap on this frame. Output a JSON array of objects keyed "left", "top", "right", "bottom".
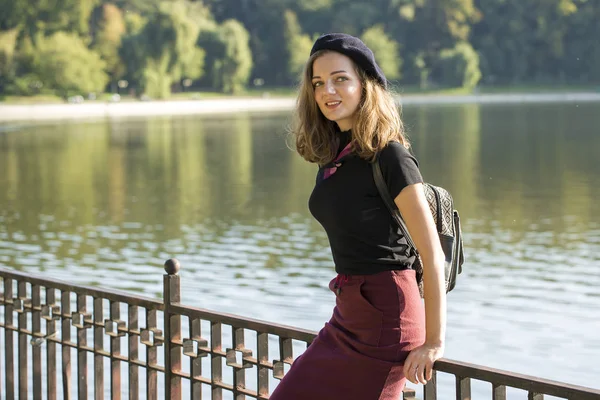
[{"left": 371, "top": 154, "right": 419, "bottom": 255}]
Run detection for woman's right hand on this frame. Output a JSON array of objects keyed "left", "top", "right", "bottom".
[{"left": 402, "top": 342, "right": 444, "bottom": 385}]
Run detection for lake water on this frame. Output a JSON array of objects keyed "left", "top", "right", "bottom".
[{"left": 1, "top": 101, "right": 599, "bottom": 397}]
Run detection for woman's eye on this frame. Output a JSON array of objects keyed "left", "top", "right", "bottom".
[
  {"left": 313, "top": 81, "right": 322, "bottom": 88},
  {"left": 336, "top": 76, "right": 347, "bottom": 82}
]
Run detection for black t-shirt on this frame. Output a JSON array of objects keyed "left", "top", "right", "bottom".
[{"left": 308, "top": 134, "right": 424, "bottom": 275}]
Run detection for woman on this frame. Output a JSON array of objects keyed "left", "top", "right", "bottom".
[{"left": 271, "top": 33, "right": 446, "bottom": 399}]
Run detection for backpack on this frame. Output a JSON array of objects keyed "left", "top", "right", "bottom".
[{"left": 372, "top": 155, "right": 464, "bottom": 296}]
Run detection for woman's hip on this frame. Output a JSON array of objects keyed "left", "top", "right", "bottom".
[{"left": 328, "top": 269, "right": 425, "bottom": 353}]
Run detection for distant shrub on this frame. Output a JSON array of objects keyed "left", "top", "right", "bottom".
[{"left": 32, "top": 32, "right": 108, "bottom": 98}]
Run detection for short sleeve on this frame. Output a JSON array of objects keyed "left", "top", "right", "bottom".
[{"left": 379, "top": 141, "right": 423, "bottom": 199}]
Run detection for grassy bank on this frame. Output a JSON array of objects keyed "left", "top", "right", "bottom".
[{"left": 2, "top": 84, "right": 599, "bottom": 105}]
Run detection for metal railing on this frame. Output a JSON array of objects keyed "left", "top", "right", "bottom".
[{"left": 1, "top": 259, "right": 599, "bottom": 399}]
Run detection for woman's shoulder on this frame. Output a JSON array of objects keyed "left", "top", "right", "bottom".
[
  {"left": 379, "top": 141, "right": 418, "bottom": 165},
  {"left": 375, "top": 140, "right": 423, "bottom": 197}
]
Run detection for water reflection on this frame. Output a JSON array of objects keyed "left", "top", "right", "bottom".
[{"left": 0, "top": 103, "right": 599, "bottom": 393}]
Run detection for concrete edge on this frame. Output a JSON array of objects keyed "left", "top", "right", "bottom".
[{"left": 1, "top": 93, "right": 599, "bottom": 122}]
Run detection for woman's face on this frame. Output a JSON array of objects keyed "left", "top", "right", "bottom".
[{"left": 311, "top": 52, "right": 363, "bottom": 132}]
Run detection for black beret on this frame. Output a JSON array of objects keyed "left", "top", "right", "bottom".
[{"left": 310, "top": 33, "right": 388, "bottom": 89}]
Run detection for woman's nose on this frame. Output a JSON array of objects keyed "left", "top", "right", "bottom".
[{"left": 325, "top": 81, "right": 336, "bottom": 94}]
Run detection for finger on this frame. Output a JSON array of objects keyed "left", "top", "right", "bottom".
[
  {"left": 425, "top": 361, "right": 433, "bottom": 382},
  {"left": 417, "top": 364, "right": 427, "bottom": 385},
  {"left": 403, "top": 356, "right": 414, "bottom": 381},
  {"left": 407, "top": 365, "right": 419, "bottom": 385},
  {"left": 405, "top": 360, "right": 418, "bottom": 385},
  {"left": 402, "top": 366, "right": 411, "bottom": 384},
  {"left": 403, "top": 363, "right": 415, "bottom": 384}
]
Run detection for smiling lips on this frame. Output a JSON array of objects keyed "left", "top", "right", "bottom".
[{"left": 325, "top": 101, "right": 341, "bottom": 110}]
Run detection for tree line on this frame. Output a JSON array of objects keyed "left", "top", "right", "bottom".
[{"left": 0, "top": 0, "right": 598, "bottom": 99}]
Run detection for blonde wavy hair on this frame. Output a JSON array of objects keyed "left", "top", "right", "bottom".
[{"left": 291, "top": 50, "right": 409, "bottom": 166}]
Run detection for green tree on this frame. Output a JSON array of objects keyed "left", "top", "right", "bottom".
[
  {"left": 283, "top": 10, "right": 313, "bottom": 83},
  {"left": 2, "top": 0, "right": 599, "bottom": 97},
  {"left": 142, "top": 53, "right": 172, "bottom": 98},
  {"left": 563, "top": 0, "right": 600, "bottom": 83},
  {"left": 120, "top": 0, "right": 209, "bottom": 98},
  {"left": 71, "top": 0, "right": 100, "bottom": 37},
  {"left": 413, "top": 0, "right": 480, "bottom": 48},
  {"left": 296, "top": 0, "right": 333, "bottom": 11},
  {"left": 28, "top": 32, "right": 108, "bottom": 97},
  {"left": 6, "top": 0, "right": 99, "bottom": 38},
  {"left": 90, "top": 3, "right": 127, "bottom": 90},
  {"left": 197, "top": 28, "right": 225, "bottom": 88},
  {"left": 329, "top": 0, "right": 381, "bottom": 36},
  {"left": 472, "top": 0, "right": 578, "bottom": 84},
  {"left": 206, "top": 0, "right": 293, "bottom": 86},
  {"left": 432, "top": 41, "right": 481, "bottom": 89},
  {"left": 400, "top": 0, "right": 480, "bottom": 84},
  {"left": 7, "top": 37, "right": 37, "bottom": 95},
  {"left": 0, "top": 29, "right": 19, "bottom": 93},
  {"left": 361, "top": 25, "right": 402, "bottom": 81},
  {"left": 0, "top": 0, "right": 23, "bottom": 30},
  {"left": 206, "top": 19, "right": 252, "bottom": 94},
  {"left": 112, "top": 0, "right": 161, "bottom": 14},
  {"left": 123, "top": 11, "right": 147, "bottom": 35},
  {"left": 124, "top": 10, "right": 177, "bottom": 98},
  {"left": 167, "top": 0, "right": 208, "bottom": 88}
]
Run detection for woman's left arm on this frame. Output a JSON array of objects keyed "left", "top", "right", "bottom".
[{"left": 394, "top": 182, "right": 447, "bottom": 385}]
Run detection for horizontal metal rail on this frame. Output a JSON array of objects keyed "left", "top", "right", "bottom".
[
  {"left": 169, "top": 302, "right": 317, "bottom": 343},
  {"left": 430, "top": 359, "right": 600, "bottom": 400},
  {"left": 0, "top": 267, "right": 163, "bottom": 310}
]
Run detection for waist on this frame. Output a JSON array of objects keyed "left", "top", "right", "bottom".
[
  {"left": 334, "top": 260, "right": 413, "bottom": 276},
  {"left": 332, "top": 268, "right": 418, "bottom": 294}
]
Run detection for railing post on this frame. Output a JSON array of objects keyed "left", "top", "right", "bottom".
[
  {"left": 17, "top": 281, "right": 28, "bottom": 400},
  {"left": 456, "top": 376, "right": 471, "bottom": 399},
  {"left": 32, "top": 285, "right": 42, "bottom": 400},
  {"left": 4, "top": 278, "right": 14, "bottom": 400},
  {"left": 47, "top": 288, "right": 57, "bottom": 400},
  {"left": 61, "top": 290, "right": 72, "bottom": 400},
  {"left": 93, "top": 297, "right": 103, "bottom": 400},
  {"left": 424, "top": 370, "right": 437, "bottom": 400},
  {"left": 164, "top": 259, "right": 182, "bottom": 400}
]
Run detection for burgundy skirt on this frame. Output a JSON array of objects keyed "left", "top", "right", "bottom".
[{"left": 270, "top": 269, "right": 425, "bottom": 400}]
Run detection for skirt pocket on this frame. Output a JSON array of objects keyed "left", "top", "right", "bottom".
[
  {"left": 331, "top": 278, "right": 384, "bottom": 346},
  {"left": 359, "top": 272, "right": 403, "bottom": 347}
]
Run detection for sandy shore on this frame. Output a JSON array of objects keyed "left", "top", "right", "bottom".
[{"left": 1, "top": 92, "right": 599, "bottom": 122}]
